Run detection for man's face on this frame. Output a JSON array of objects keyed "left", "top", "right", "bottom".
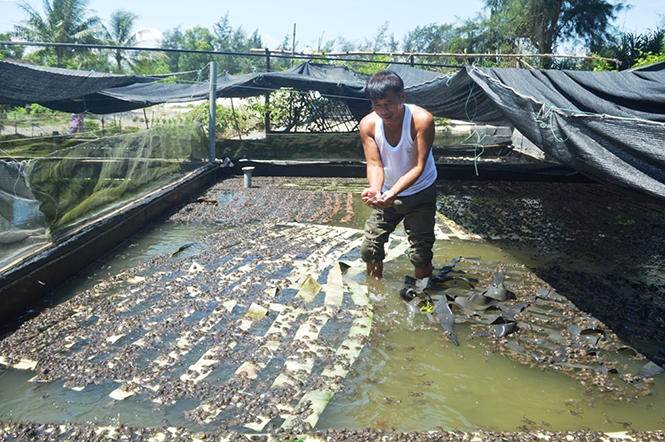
[{"left": 371, "top": 90, "right": 406, "bottom": 122}]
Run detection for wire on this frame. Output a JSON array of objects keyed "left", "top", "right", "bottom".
[{"left": 451, "top": 78, "right": 486, "bottom": 176}]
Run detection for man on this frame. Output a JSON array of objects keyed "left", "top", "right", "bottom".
[{"left": 359, "top": 70, "right": 438, "bottom": 281}]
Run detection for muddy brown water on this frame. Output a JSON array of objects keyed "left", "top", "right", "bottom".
[{"left": 0, "top": 176, "right": 664, "bottom": 440}]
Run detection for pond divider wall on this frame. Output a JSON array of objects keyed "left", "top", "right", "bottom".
[
  {"left": 229, "top": 159, "right": 591, "bottom": 182},
  {"left": 219, "top": 132, "right": 592, "bottom": 182},
  {"left": 0, "top": 163, "right": 228, "bottom": 327}
]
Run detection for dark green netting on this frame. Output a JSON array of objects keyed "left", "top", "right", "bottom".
[{"left": 0, "top": 125, "right": 208, "bottom": 268}]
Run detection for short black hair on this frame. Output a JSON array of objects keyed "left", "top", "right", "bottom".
[{"left": 365, "top": 70, "right": 404, "bottom": 101}]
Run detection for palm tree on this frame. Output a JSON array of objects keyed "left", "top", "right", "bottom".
[
  {"left": 104, "top": 9, "right": 139, "bottom": 73},
  {"left": 14, "top": 0, "right": 102, "bottom": 67}
]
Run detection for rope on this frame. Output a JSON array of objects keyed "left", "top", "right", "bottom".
[
  {"left": 534, "top": 106, "right": 578, "bottom": 143},
  {"left": 447, "top": 77, "right": 486, "bottom": 176}
]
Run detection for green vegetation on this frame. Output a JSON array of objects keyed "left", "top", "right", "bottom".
[
  {"left": 615, "top": 214, "right": 635, "bottom": 227},
  {"left": 589, "top": 28, "right": 665, "bottom": 70},
  {"left": 2, "top": 0, "right": 662, "bottom": 74},
  {"left": 0, "top": 135, "right": 85, "bottom": 158},
  {"left": 217, "top": 132, "right": 364, "bottom": 161},
  {"left": 104, "top": 9, "right": 140, "bottom": 73},
  {"left": 14, "top": 0, "right": 102, "bottom": 68},
  {"left": 1, "top": 0, "right": 663, "bottom": 150},
  {"left": 25, "top": 124, "right": 207, "bottom": 232},
  {"left": 182, "top": 100, "right": 258, "bottom": 138}
]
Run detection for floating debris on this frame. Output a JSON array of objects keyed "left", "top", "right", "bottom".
[{"left": 399, "top": 257, "right": 662, "bottom": 399}]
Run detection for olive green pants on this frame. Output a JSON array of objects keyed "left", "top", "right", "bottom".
[{"left": 361, "top": 183, "right": 436, "bottom": 268}]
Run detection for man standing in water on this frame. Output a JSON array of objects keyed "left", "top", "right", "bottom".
[{"left": 359, "top": 70, "right": 438, "bottom": 281}]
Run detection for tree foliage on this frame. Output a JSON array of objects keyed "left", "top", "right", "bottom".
[
  {"left": 484, "top": 0, "right": 626, "bottom": 67},
  {"left": 403, "top": 24, "right": 455, "bottom": 53},
  {"left": 104, "top": 9, "right": 139, "bottom": 73},
  {"left": 590, "top": 28, "right": 664, "bottom": 70},
  {"left": 0, "top": 33, "right": 25, "bottom": 60},
  {"left": 159, "top": 12, "right": 264, "bottom": 79},
  {"left": 212, "top": 13, "right": 263, "bottom": 74},
  {"left": 14, "top": 0, "right": 102, "bottom": 67},
  {"left": 5, "top": 0, "right": 660, "bottom": 79}
]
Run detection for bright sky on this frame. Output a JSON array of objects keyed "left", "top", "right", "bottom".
[{"left": 1, "top": 0, "right": 664, "bottom": 51}]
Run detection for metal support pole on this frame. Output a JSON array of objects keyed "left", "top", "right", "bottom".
[
  {"left": 264, "top": 49, "right": 271, "bottom": 134},
  {"left": 291, "top": 24, "right": 296, "bottom": 67},
  {"left": 208, "top": 61, "right": 217, "bottom": 164}
]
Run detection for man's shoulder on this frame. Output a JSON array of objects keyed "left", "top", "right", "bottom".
[
  {"left": 408, "top": 105, "right": 434, "bottom": 128},
  {"left": 408, "top": 104, "right": 433, "bottom": 118},
  {"left": 359, "top": 111, "right": 377, "bottom": 136},
  {"left": 360, "top": 110, "right": 377, "bottom": 124}
]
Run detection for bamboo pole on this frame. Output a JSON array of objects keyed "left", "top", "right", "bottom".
[{"left": 250, "top": 48, "right": 621, "bottom": 68}]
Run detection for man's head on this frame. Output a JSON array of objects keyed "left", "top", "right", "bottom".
[
  {"left": 365, "top": 70, "right": 405, "bottom": 101},
  {"left": 366, "top": 71, "right": 406, "bottom": 121}
]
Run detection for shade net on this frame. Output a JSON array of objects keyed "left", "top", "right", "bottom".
[
  {"left": 2, "top": 60, "right": 665, "bottom": 201},
  {"left": 0, "top": 60, "right": 154, "bottom": 108},
  {"left": 0, "top": 124, "right": 208, "bottom": 269},
  {"left": 399, "top": 65, "right": 665, "bottom": 200}
]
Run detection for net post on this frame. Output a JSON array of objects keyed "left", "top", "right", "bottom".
[
  {"left": 208, "top": 61, "right": 217, "bottom": 164},
  {"left": 264, "top": 49, "right": 271, "bottom": 133}
]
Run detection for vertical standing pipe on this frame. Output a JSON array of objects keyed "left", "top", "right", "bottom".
[
  {"left": 208, "top": 61, "right": 217, "bottom": 164},
  {"left": 242, "top": 166, "right": 255, "bottom": 188}
]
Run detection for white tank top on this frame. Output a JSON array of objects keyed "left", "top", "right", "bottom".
[{"left": 374, "top": 104, "right": 437, "bottom": 196}]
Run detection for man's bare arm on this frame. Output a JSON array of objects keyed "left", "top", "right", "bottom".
[{"left": 359, "top": 115, "right": 386, "bottom": 208}]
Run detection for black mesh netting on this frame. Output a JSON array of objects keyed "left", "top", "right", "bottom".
[{"left": 2, "top": 60, "right": 665, "bottom": 200}]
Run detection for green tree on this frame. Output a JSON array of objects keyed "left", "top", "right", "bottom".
[
  {"left": 590, "top": 28, "right": 664, "bottom": 70},
  {"left": 336, "top": 36, "right": 358, "bottom": 52},
  {"left": 403, "top": 23, "right": 455, "bottom": 53},
  {"left": 212, "top": 13, "right": 263, "bottom": 74},
  {"left": 104, "top": 9, "right": 139, "bottom": 73},
  {"left": 360, "top": 21, "right": 398, "bottom": 52},
  {"left": 160, "top": 15, "right": 265, "bottom": 79},
  {"left": 160, "top": 27, "right": 185, "bottom": 73},
  {"left": 160, "top": 26, "right": 215, "bottom": 79},
  {"left": 0, "top": 33, "right": 26, "bottom": 60},
  {"left": 14, "top": 0, "right": 102, "bottom": 67},
  {"left": 448, "top": 17, "right": 506, "bottom": 66},
  {"left": 484, "top": 0, "right": 626, "bottom": 67},
  {"left": 401, "top": 18, "right": 513, "bottom": 67},
  {"left": 131, "top": 52, "right": 172, "bottom": 76}
]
